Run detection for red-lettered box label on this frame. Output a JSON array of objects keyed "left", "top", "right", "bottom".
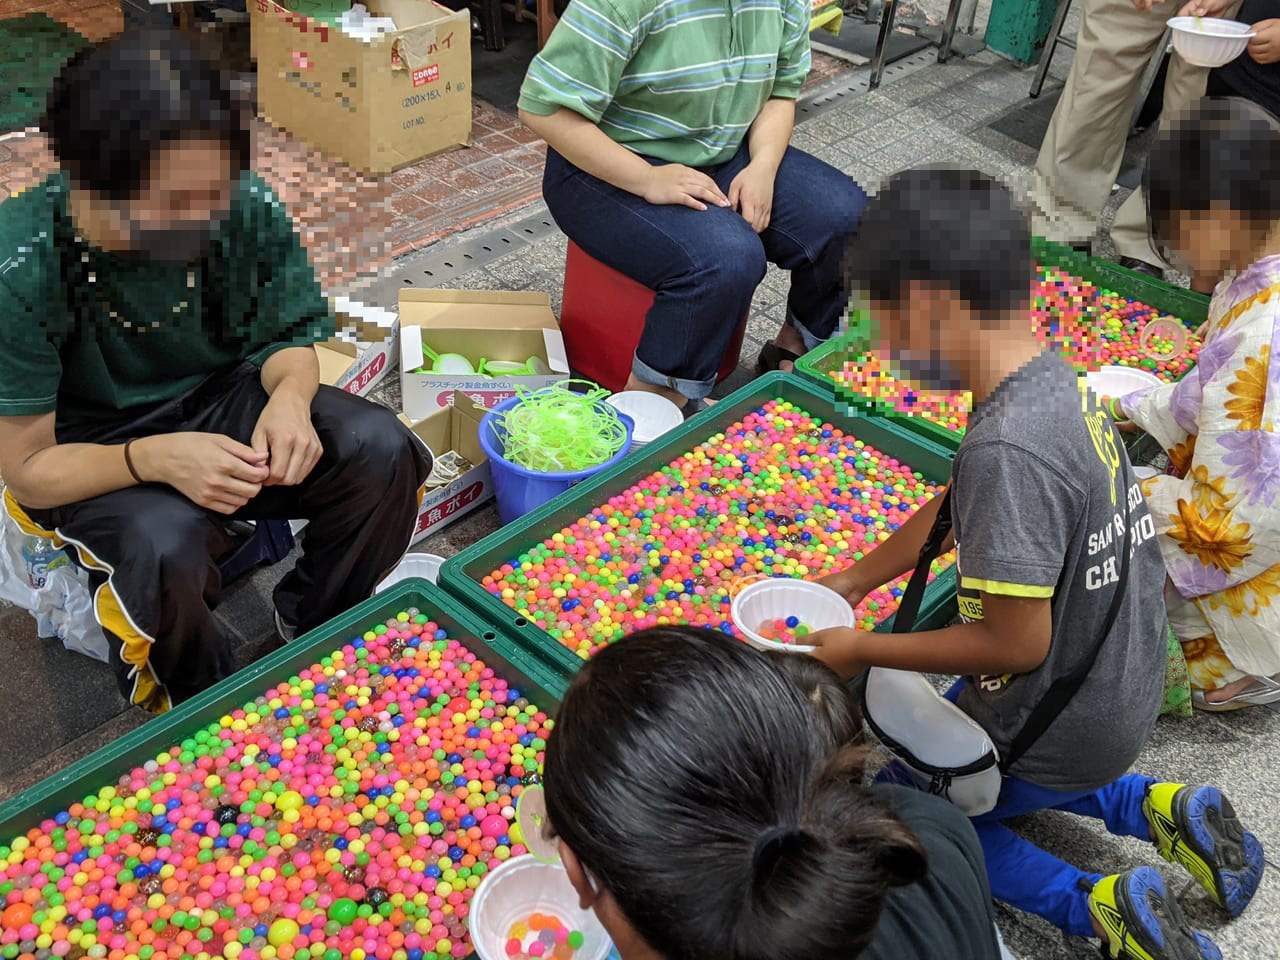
[
  {"left": 412, "top": 65, "right": 439, "bottom": 87},
  {"left": 341, "top": 352, "right": 387, "bottom": 395}
]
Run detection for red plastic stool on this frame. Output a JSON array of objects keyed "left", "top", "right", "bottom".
[{"left": 560, "top": 240, "right": 748, "bottom": 393}]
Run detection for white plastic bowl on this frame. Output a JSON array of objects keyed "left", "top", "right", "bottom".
[
  {"left": 605, "top": 391, "right": 683, "bottom": 447},
  {"left": 376, "top": 553, "right": 445, "bottom": 591},
  {"left": 1084, "top": 365, "right": 1162, "bottom": 402},
  {"left": 469, "top": 856, "right": 613, "bottom": 960},
  {"left": 1168, "top": 16, "right": 1254, "bottom": 68},
  {"left": 731, "top": 578, "right": 855, "bottom": 654}
]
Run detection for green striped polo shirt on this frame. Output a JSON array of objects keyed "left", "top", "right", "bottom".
[{"left": 518, "top": 0, "right": 812, "bottom": 168}]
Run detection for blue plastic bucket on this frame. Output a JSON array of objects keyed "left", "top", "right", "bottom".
[{"left": 480, "top": 393, "right": 635, "bottom": 525}]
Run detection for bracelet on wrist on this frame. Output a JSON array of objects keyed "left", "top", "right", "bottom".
[
  {"left": 1108, "top": 397, "right": 1129, "bottom": 423},
  {"left": 123, "top": 438, "right": 146, "bottom": 485}
]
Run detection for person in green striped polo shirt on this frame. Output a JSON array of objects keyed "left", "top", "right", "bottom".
[{"left": 518, "top": 0, "right": 868, "bottom": 410}]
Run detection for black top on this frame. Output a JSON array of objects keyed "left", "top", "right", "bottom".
[
  {"left": 1211, "top": 0, "right": 1280, "bottom": 118},
  {"left": 862, "top": 785, "right": 1002, "bottom": 960}
]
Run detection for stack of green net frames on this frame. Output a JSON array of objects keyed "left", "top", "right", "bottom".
[{"left": 495, "top": 382, "right": 629, "bottom": 473}]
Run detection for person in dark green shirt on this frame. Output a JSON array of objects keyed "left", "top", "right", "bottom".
[{"left": 0, "top": 27, "right": 431, "bottom": 713}]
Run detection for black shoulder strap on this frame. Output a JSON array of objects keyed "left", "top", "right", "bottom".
[
  {"left": 891, "top": 484, "right": 953, "bottom": 636},
  {"left": 891, "top": 432, "right": 1133, "bottom": 775}
]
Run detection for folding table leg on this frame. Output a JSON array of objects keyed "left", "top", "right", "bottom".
[
  {"left": 1030, "top": 0, "right": 1075, "bottom": 99},
  {"left": 937, "top": 0, "right": 965, "bottom": 63},
  {"left": 868, "top": 0, "right": 899, "bottom": 92}
]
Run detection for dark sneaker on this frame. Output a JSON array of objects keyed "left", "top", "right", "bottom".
[
  {"left": 1088, "top": 867, "right": 1221, "bottom": 960},
  {"left": 1144, "top": 782, "right": 1264, "bottom": 918}
]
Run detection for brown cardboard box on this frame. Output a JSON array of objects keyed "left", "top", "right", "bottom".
[
  {"left": 397, "top": 393, "right": 493, "bottom": 542},
  {"left": 398, "top": 288, "right": 570, "bottom": 419},
  {"left": 249, "top": 0, "right": 472, "bottom": 174}
]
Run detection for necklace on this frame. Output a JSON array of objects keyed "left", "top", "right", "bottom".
[{"left": 77, "top": 242, "right": 197, "bottom": 332}]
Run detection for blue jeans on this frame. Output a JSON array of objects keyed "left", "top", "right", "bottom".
[
  {"left": 881, "top": 681, "right": 1156, "bottom": 938},
  {"left": 542, "top": 143, "right": 868, "bottom": 399}
]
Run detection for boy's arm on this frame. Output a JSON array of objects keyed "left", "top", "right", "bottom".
[
  {"left": 821, "top": 486, "right": 953, "bottom": 605},
  {"left": 818, "top": 441, "right": 1078, "bottom": 680},
  {"left": 809, "top": 594, "right": 1053, "bottom": 680}
]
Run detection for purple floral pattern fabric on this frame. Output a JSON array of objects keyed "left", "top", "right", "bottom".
[{"left": 1125, "top": 256, "right": 1280, "bottom": 678}]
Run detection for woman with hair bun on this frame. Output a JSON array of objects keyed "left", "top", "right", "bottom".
[{"left": 541, "top": 627, "right": 1005, "bottom": 960}]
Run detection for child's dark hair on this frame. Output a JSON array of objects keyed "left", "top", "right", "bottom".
[
  {"left": 42, "top": 26, "right": 251, "bottom": 205},
  {"left": 1144, "top": 97, "right": 1280, "bottom": 255},
  {"left": 766, "top": 649, "right": 861, "bottom": 749},
  {"left": 845, "top": 166, "right": 1033, "bottom": 321},
  {"left": 544, "top": 627, "right": 926, "bottom": 960}
]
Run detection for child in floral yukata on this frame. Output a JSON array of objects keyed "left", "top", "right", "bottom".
[{"left": 1110, "top": 97, "right": 1280, "bottom": 710}]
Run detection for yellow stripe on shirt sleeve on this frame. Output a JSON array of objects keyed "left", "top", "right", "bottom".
[{"left": 960, "top": 577, "right": 1054, "bottom": 599}]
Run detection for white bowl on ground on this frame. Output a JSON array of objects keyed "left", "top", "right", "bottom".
[
  {"left": 1168, "top": 16, "right": 1254, "bottom": 67},
  {"left": 376, "top": 553, "right": 445, "bottom": 591},
  {"left": 605, "top": 391, "right": 683, "bottom": 447},
  {"left": 469, "top": 855, "right": 613, "bottom": 960},
  {"left": 730, "top": 578, "right": 855, "bottom": 654},
  {"left": 1085, "top": 365, "right": 1163, "bottom": 402}
]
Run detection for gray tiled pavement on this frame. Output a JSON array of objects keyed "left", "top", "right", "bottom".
[{"left": 2, "top": 10, "right": 1278, "bottom": 958}]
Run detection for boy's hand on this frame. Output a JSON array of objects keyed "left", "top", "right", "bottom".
[
  {"left": 806, "top": 626, "right": 869, "bottom": 681},
  {"left": 819, "top": 567, "right": 872, "bottom": 610},
  {"left": 1249, "top": 19, "right": 1280, "bottom": 63}
]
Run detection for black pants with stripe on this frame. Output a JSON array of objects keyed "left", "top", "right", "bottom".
[{"left": 20, "top": 362, "right": 432, "bottom": 712}]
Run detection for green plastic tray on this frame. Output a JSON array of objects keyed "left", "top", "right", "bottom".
[
  {"left": 795, "top": 236, "right": 1212, "bottom": 451},
  {"left": 438, "top": 372, "right": 960, "bottom": 677},
  {"left": 0, "top": 580, "right": 567, "bottom": 839},
  {"left": 798, "top": 331, "right": 965, "bottom": 452}
]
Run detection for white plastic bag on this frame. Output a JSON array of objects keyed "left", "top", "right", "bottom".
[{"left": 0, "top": 507, "right": 111, "bottom": 663}]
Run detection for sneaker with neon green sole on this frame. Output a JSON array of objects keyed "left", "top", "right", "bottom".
[
  {"left": 1143, "top": 782, "right": 1264, "bottom": 918},
  {"left": 1088, "top": 867, "right": 1221, "bottom": 960}
]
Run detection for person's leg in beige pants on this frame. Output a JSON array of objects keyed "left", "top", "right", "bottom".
[{"left": 1030, "top": 0, "right": 1240, "bottom": 267}]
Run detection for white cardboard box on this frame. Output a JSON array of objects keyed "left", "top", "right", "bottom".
[
  {"left": 314, "top": 297, "right": 399, "bottom": 396},
  {"left": 398, "top": 288, "right": 569, "bottom": 419}
]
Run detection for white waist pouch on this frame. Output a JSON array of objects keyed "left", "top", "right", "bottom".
[{"left": 863, "top": 667, "right": 1001, "bottom": 816}]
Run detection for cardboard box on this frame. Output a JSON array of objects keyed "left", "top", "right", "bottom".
[
  {"left": 250, "top": 0, "right": 471, "bottom": 174},
  {"left": 399, "top": 393, "right": 493, "bottom": 543},
  {"left": 309, "top": 312, "right": 492, "bottom": 544},
  {"left": 315, "top": 297, "right": 399, "bottom": 396},
  {"left": 398, "top": 289, "right": 570, "bottom": 420}
]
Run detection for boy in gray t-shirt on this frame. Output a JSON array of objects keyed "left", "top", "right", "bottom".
[{"left": 810, "top": 169, "right": 1262, "bottom": 960}]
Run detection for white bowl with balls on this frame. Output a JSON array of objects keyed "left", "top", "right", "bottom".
[
  {"left": 731, "top": 578, "right": 856, "bottom": 654},
  {"left": 468, "top": 855, "right": 613, "bottom": 960}
]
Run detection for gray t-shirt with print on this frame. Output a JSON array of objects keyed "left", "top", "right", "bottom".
[{"left": 952, "top": 351, "right": 1168, "bottom": 792}]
